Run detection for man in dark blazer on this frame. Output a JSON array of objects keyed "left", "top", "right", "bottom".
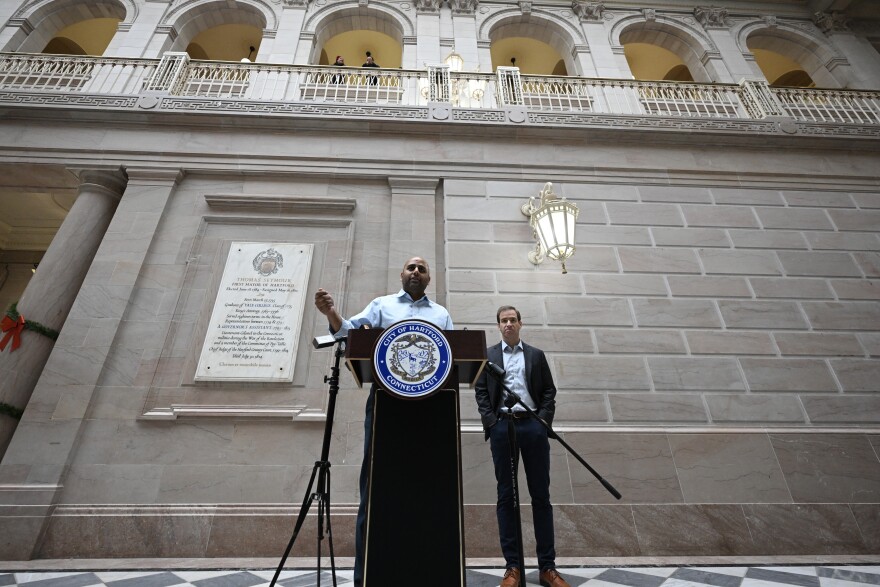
[{"left": 474, "top": 306, "right": 570, "bottom": 587}]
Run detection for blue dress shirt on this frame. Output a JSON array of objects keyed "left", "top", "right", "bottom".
[
  {"left": 501, "top": 340, "right": 538, "bottom": 412},
  {"left": 333, "top": 289, "right": 453, "bottom": 337}
]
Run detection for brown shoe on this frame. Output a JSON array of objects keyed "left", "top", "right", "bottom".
[
  {"left": 539, "top": 568, "right": 571, "bottom": 587},
  {"left": 500, "top": 567, "right": 521, "bottom": 587}
]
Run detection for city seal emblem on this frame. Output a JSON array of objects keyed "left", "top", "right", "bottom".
[
  {"left": 252, "top": 248, "right": 284, "bottom": 277},
  {"left": 373, "top": 319, "right": 453, "bottom": 399}
]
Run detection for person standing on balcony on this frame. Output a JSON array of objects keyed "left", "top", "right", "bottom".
[
  {"left": 362, "top": 51, "right": 379, "bottom": 85},
  {"left": 474, "top": 305, "right": 571, "bottom": 587},
  {"left": 331, "top": 55, "right": 345, "bottom": 84}
]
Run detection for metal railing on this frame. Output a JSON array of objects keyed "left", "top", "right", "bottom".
[{"left": 2, "top": 52, "right": 879, "bottom": 127}]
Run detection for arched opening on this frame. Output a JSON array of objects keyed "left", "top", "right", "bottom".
[
  {"left": 749, "top": 46, "right": 816, "bottom": 88},
  {"left": 186, "top": 24, "right": 263, "bottom": 61},
  {"left": 618, "top": 23, "right": 713, "bottom": 82},
  {"left": 664, "top": 64, "right": 694, "bottom": 82},
  {"left": 623, "top": 42, "right": 694, "bottom": 81},
  {"left": 311, "top": 6, "right": 405, "bottom": 68},
  {"left": 9, "top": 0, "right": 128, "bottom": 54},
  {"left": 42, "top": 37, "right": 86, "bottom": 56},
  {"left": 746, "top": 30, "right": 842, "bottom": 88},
  {"left": 319, "top": 30, "right": 401, "bottom": 68},
  {"left": 486, "top": 16, "right": 579, "bottom": 76},
  {"left": 41, "top": 17, "right": 120, "bottom": 56},
  {"left": 163, "top": 1, "right": 269, "bottom": 58},
  {"left": 491, "top": 37, "right": 567, "bottom": 75}
]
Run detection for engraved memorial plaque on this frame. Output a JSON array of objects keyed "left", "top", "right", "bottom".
[{"left": 195, "top": 242, "right": 313, "bottom": 382}]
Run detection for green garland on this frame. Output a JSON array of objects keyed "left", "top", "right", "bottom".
[
  {"left": 0, "top": 402, "right": 23, "bottom": 420},
  {"left": 5, "top": 302, "right": 59, "bottom": 341},
  {"left": 0, "top": 302, "right": 56, "bottom": 419}
]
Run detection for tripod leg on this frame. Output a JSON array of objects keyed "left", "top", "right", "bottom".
[
  {"left": 317, "top": 496, "right": 323, "bottom": 587},
  {"left": 507, "top": 417, "right": 526, "bottom": 587},
  {"left": 324, "top": 468, "right": 338, "bottom": 586},
  {"left": 269, "top": 464, "right": 320, "bottom": 587}
]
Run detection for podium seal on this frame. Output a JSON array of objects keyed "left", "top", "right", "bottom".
[{"left": 373, "top": 319, "right": 453, "bottom": 399}]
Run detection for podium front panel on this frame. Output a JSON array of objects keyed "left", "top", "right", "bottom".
[{"left": 362, "top": 372, "right": 465, "bottom": 587}]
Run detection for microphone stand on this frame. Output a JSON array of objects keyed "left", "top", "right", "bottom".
[
  {"left": 486, "top": 361, "right": 622, "bottom": 500},
  {"left": 502, "top": 393, "right": 527, "bottom": 587},
  {"left": 269, "top": 338, "right": 345, "bottom": 587},
  {"left": 486, "top": 361, "right": 621, "bottom": 586}
]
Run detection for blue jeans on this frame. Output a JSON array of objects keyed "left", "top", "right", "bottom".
[
  {"left": 353, "top": 386, "right": 375, "bottom": 587},
  {"left": 489, "top": 416, "right": 556, "bottom": 571}
]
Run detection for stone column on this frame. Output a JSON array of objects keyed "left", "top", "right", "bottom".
[
  {"left": 692, "top": 8, "right": 739, "bottom": 84},
  {"left": 271, "top": 1, "right": 311, "bottom": 64},
  {"left": 450, "top": 1, "right": 479, "bottom": 72},
  {"left": 0, "top": 167, "right": 182, "bottom": 560},
  {"left": 0, "top": 169, "right": 126, "bottom": 458},
  {"left": 825, "top": 32, "right": 880, "bottom": 90},
  {"left": 387, "top": 177, "right": 441, "bottom": 298},
  {"left": 0, "top": 1, "right": 30, "bottom": 52},
  {"left": 104, "top": 2, "right": 168, "bottom": 58},
  {"left": 582, "top": 21, "right": 628, "bottom": 78},
  {"left": 572, "top": 3, "right": 614, "bottom": 77},
  {"left": 415, "top": 1, "right": 443, "bottom": 67}
]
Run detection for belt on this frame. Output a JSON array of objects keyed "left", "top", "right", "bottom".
[{"left": 499, "top": 411, "right": 530, "bottom": 420}]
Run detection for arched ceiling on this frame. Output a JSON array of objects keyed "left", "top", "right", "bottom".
[
  {"left": 43, "top": 17, "right": 120, "bottom": 56},
  {"left": 320, "top": 30, "right": 401, "bottom": 68},
  {"left": 490, "top": 37, "right": 565, "bottom": 75}
]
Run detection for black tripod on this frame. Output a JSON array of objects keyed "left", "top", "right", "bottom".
[
  {"left": 486, "top": 361, "right": 621, "bottom": 587},
  {"left": 269, "top": 338, "right": 345, "bottom": 587}
]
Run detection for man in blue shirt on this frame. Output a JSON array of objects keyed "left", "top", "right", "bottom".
[
  {"left": 314, "top": 256, "right": 452, "bottom": 587},
  {"left": 474, "top": 305, "right": 570, "bottom": 587}
]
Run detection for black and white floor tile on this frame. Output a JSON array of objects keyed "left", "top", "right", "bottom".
[{"left": 1, "top": 566, "right": 879, "bottom": 587}]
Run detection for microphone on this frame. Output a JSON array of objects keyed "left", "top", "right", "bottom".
[
  {"left": 313, "top": 334, "right": 339, "bottom": 349},
  {"left": 486, "top": 361, "right": 505, "bottom": 379}
]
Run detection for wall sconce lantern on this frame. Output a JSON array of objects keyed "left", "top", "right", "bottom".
[
  {"left": 521, "top": 182, "right": 579, "bottom": 274},
  {"left": 444, "top": 49, "right": 464, "bottom": 72}
]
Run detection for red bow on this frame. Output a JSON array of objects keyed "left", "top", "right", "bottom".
[{"left": 1, "top": 314, "right": 25, "bottom": 352}]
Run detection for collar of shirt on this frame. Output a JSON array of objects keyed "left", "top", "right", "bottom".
[
  {"left": 395, "top": 289, "right": 432, "bottom": 305},
  {"left": 501, "top": 340, "right": 523, "bottom": 353}
]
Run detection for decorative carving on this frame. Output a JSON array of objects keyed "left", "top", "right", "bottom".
[
  {"left": 519, "top": 0, "right": 531, "bottom": 14},
  {"left": 572, "top": 1, "right": 604, "bottom": 22},
  {"left": 813, "top": 11, "right": 849, "bottom": 33},
  {"left": 694, "top": 6, "right": 730, "bottom": 28},
  {"left": 764, "top": 15, "right": 777, "bottom": 28},
  {"left": 282, "top": 0, "right": 309, "bottom": 5},
  {"left": 359, "top": 0, "right": 368, "bottom": 6},
  {"left": 642, "top": 8, "right": 655, "bottom": 21},
  {"left": 453, "top": 109, "right": 506, "bottom": 122},
  {"left": 450, "top": 0, "right": 478, "bottom": 14},
  {"left": 413, "top": 0, "right": 441, "bottom": 12}
]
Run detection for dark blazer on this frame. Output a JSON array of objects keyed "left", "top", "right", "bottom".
[{"left": 474, "top": 341, "right": 557, "bottom": 439}]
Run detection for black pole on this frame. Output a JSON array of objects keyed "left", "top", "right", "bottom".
[
  {"left": 269, "top": 339, "right": 346, "bottom": 587},
  {"left": 486, "top": 362, "right": 621, "bottom": 500},
  {"left": 503, "top": 399, "right": 528, "bottom": 587}
]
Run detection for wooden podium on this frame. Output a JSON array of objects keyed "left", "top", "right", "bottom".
[{"left": 346, "top": 328, "right": 486, "bottom": 587}]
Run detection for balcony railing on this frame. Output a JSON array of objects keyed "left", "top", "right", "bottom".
[{"left": 1, "top": 52, "right": 879, "bottom": 127}]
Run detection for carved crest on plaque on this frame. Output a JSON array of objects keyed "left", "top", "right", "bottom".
[{"left": 253, "top": 248, "right": 284, "bottom": 276}]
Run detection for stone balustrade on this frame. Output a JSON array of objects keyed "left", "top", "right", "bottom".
[{"left": 1, "top": 51, "right": 879, "bottom": 129}]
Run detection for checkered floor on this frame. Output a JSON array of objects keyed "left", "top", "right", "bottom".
[{"left": 2, "top": 566, "right": 879, "bottom": 587}]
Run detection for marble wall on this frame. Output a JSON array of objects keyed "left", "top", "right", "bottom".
[{"left": 0, "top": 109, "right": 878, "bottom": 559}]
